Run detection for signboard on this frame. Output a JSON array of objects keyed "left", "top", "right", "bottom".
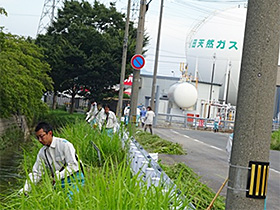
[
  {"left": 124, "top": 74, "right": 133, "bottom": 86},
  {"left": 131, "top": 54, "right": 145, "bottom": 70}
]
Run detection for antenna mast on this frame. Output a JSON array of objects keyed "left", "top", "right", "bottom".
[{"left": 36, "top": 0, "right": 63, "bottom": 36}]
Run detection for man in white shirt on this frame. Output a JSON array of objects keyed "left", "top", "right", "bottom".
[
  {"left": 101, "top": 104, "right": 117, "bottom": 136},
  {"left": 144, "top": 106, "right": 155, "bottom": 134},
  {"left": 19, "top": 122, "right": 84, "bottom": 195}
]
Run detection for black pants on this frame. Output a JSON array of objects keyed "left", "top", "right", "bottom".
[{"left": 144, "top": 124, "right": 153, "bottom": 134}]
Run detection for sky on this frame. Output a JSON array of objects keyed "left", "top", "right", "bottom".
[{"left": 0, "top": 0, "right": 248, "bottom": 77}]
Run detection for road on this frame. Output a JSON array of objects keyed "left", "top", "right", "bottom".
[{"left": 153, "top": 127, "right": 280, "bottom": 210}]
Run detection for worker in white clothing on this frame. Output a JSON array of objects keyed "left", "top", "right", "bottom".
[
  {"left": 85, "top": 101, "right": 97, "bottom": 122},
  {"left": 100, "top": 104, "right": 117, "bottom": 136},
  {"left": 19, "top": 122, "right": 84, "bottom": 197},
  {"left": 90, "top": 103, "right": 104, "bottom": 128},
  {"left": 123, "top": 104, "right": 130, "bottom": 125},
  {"left": 144, "top": 106, "right": 155, "bottom": 135}
]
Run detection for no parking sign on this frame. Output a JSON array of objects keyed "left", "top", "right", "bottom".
[{"left": 131, "top": 54, "right": 145, "bottom": 70}]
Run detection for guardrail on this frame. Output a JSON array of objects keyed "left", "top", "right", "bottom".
[
  {"left": 119, "top": 129, "right": 196, "bottom": 210},
  {"left": 158, "top": 113, "right": 279, "bottom": 132}
]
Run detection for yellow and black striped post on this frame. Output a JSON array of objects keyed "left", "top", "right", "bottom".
[{"left": 246, "top": 161, "right": 269, "bottom": 199}]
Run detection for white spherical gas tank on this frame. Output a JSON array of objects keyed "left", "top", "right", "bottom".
[{"left": 168, "top": 82, "right": 198, "bottom": 109}]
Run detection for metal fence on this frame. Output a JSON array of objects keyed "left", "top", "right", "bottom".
[
  {"left": 157, "top": 113, "right": 280, "bottom": 132},
  {"left": 157, "top": 113, "right": 234, "bottom": 132}
]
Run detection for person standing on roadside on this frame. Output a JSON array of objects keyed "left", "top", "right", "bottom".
[
  {"left": 144, "top": 106, "right": 155, "bottom": 135},
  {"left": 140, "top": 106, "right": 147, "bottom": 128},
  {"left": 19, "top": 122, "right": 84, "bottom": 196},
  {"left": 123, "top": 103, "right": 130, "bottom": 125},
  {"left": 213, "top": 113, "right": 221, "bottom": 132}
]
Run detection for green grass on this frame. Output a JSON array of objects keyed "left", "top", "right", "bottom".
[
  {"left": 34, "top": 109, "right": 85, "bottom": 131},
  {"left": 271, "top": 129, "right": 280, "bottom": 150},
  {"left": 134, "top": 130, "right": 185, "bottom": 155},
  {"left": 161, "top": 163, "right": 225, "bottom": 210},
  {"left": 1, "top": 119, "right": 226, "bottom": 209},
  {"left": 2, "top": 122, "right": 194, "bottom": 210}
]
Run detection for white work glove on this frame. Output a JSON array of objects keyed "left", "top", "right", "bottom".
[
  {"left": 18, "top": 188, "right": 28, "bottom": 197},
  {"left": 55, "top": 170, "right": 61, "bottom": 179}
]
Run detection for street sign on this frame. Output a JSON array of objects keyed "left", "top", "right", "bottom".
[{"left": 131, "top": 54, "right": 145, "bottom": 70}]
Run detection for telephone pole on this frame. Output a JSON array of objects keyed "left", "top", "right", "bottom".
[
  {"left": 116, "top": 0, "right": 131, "bottom": 117},
  {"left": 226, "top": 1, "right": 280, "bottom": 209},
  {"left": 150, "top": 0, "right": 164, "bottom": 110},
  {"left": 129, "top": 0, "right": 146, "bottom": 126}
]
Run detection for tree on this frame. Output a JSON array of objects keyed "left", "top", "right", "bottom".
[
  {"left": 0, "top": 31, "right": 53, "bottom": 121},
  {"left": 36, "top": 0, "right": 147, "bottom": 113}
]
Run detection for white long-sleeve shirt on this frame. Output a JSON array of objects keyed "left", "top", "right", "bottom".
[
  {"left": 100, "top": 111, "right": 117, "bottom": 129},
  {"left": 23, "top": 137, "right": 79, "bottom": 192},
  {"left": 145, "top": 110, "right": 155, "bottom": 125}
]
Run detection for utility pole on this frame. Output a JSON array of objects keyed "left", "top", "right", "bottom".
[
  {"left": 207, "top": 53, "right": 216, "bottom": 118},
  {"left": 226, "top": 1, "right": 280, "bottom": 209},
  {"left": 116, "top": 0, "right": 131, "bottom": 117},
  {"left": 150, "top": 0, "right": 164, "bottom": 110},
  {"left": 129, "top": 0, "right": 146, "bottom": 127}
]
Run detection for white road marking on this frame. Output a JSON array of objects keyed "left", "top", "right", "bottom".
[
  {"left": 172, "top": 130, "right": 223, "bottom": 151},
  {"left": 171, "top": 130, "right": 180, "bottom": 135},
  {"left": 210, "top": 145, "right": 223, "bottom": 151},
  {"left": 270, "top": 168, "right": 280, "bottom": 174}
]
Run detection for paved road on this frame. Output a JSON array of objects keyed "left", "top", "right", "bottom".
[{"left": 153, "top": 127, "right": 280, "bottom": 210}]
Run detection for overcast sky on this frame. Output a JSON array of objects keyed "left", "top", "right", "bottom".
[{"left": 0, "top": 0, "right": 248, "bottom": 77}]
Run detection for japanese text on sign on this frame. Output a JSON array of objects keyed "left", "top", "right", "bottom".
[{"left": 189, "top": 39, "right": 238, "bottom": 50}]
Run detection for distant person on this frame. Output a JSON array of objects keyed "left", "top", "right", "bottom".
[
  {"left": 123, "top": 104, "right": 130, "bottom": 125},
  {"left": 19, "top": 122, "right": 84, "bottom": 196},
  {"left": 136, "top": 106, "right": 141, "bottom": 127},
  {"left": 101, "top": 104, "right": 118, "bottom": 136},
  {"left": 86, "top": 101, "right": 97, "bottom": 122},
  {"left": 144, "top": 106, "right": 155, "bottom": 135},
  {"left": 140, "top": 106, "right": 147, "bottom": 128},
  {"left": 90, "top": 103, "right": 104, "bottom": 128},
  {"left": 213, "top": 113, "right": 221, "bottom": 132}
]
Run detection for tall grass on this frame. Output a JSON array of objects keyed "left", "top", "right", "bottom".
[
  {"left": 1, "top": 120, "right": 226, "bottom": 209},
  {"left": 2, "top": 148, "right": 192, "bottom": 209},
  {"left": 34, "top": 109, "right": 85, "bottom": 131},
  {"left": 271, "top": 129, "right": 280, "bottom": 150},
  {"left": 161, "top": 163, "right": 225, "bottom": 210}
]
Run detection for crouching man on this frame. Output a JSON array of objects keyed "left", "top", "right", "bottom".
[{"left": 19, "top": 122, "right": 84, "bottom": 196}]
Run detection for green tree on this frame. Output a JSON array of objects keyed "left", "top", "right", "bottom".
[
  {"left": 0, "top": 31, "right": 53, "bottom": 121},
  {"left": 0, "top": 7, "right": 7, "bottom": 16},
  {"left": 36, "top": 0, "right": 147, "bottom": 113}
]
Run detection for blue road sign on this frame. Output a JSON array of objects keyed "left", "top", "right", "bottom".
[{"left": 131, "top": 54, "right": 145, "bottom": 70}]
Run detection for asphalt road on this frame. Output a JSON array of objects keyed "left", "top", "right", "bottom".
[{"left": 153, "top": 127, "right": 280, "bottom": 210}]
